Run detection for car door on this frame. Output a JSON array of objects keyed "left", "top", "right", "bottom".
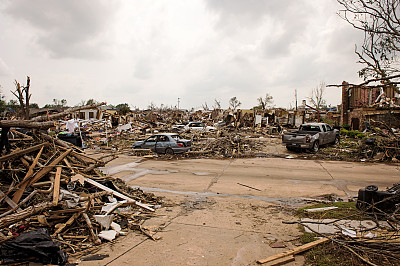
[
  {"left": 320, "top": 125, "right": 328, "bottom": 144},
  {"left": 325, "top": 124, "right": 335, "bottom": 143},
  {"left": 155, "top": 135, "right": 169, "bottom": 153},
  {"left": 143, "top": 135, "right": 157, "bottom": 150}
]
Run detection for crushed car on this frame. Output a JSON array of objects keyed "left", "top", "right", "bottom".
[{"left": 132, "top": 133, "right": 191, "bottom": 154}]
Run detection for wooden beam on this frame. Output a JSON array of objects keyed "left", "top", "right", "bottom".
[
  {"left": 12, "top": 146, "right": 44, "bottom": 204},
  {"left": 257, "top": 238, "right": 329, "bottom": 264},
  {"left": 53, "top": 167, "right": 62, "bottom": 206},
  {"left": 0, "top": 143, "right": 47, "bottom": 162}
]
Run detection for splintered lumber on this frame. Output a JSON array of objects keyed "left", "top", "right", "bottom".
[
  {"left": 10, "top": 129, "right": 33, "bottom": 140},
  {"left": 12, "top": 146, "right": 45, "bottom": 203},
  {"left": 28, "top": 149, "right": 72, "bottom": 186},
  {"left": 256, "top": 238, "right": 330, "bottom": 264},
  {"left": 0, "top": 143, "right": 48, "bottom": 162},
  {"left": 0, "top": 120, "right": 55, "bottom": 129},
  {"left": 0, "top": 191, "right": 22, "bottom": 212},
  {"left": 0, "top": 201, "right": 54, "bottom": 229},
  {"left": 59, "top": 148, "right": 103, "bottom": 164},
  {"left": 84, "top": 177, "right": 155, "bottom": 212},
  {"left": 0, "top": 191, "right": 38, "bottom": 218},
  {"left": 53, "top": 167, "right": 62, "bottom": 206},
  {"left": 52, "top": 212, "right": 81, "bottom": 236},
  {"left": 39, "top": 132, "right": 72, "bottom": 149}
]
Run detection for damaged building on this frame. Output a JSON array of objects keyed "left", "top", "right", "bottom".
[{"left": 341, "top": 81, "right": 400, "bottom": 130}]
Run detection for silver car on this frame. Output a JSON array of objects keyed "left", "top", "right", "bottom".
[{"left": 132, "top": 133, "right": 191, "bottom": 154}]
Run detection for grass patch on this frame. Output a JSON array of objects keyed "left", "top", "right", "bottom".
[
  {"left": 303, "top": 242, "right": 348, "bottom": 265},
  {"left": 296, "top": 202, "right": 360, "bottom": 220},
  {"left": 299, "top": 232, "right": 317, "bottom": 244}
]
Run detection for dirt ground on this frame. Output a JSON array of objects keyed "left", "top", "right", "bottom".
[{"left": 72, "top": 148, "right": 400, "bottom": 266}]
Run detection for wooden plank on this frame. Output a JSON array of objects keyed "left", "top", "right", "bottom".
[
  {"left": 0, "top": 143, "right": 47, "bottom": 162},
  {"left": 264, "top": 255, "right": 295, "bottom": 266},
  {"left": 28, "top": 149, "right": 72, "bottom": 186},
  {"left": 53, "top": 167, "right": 62, "bottom": 206},
  {"left": 305, "top": 207, "right": 338, "bottom": 213},
  {"left": 257, "top": 238, "right": 329, "bottom": 264},
  {"left": 12, "top": 146, "right": 44, "bottom": 204},
  {"left": 84, "top": 177, "right": 155, "bottom": 212}
]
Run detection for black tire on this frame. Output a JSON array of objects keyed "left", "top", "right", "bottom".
[
  {"left": 311, "top": 141, "right": 319, "bottom": 153},
  {"left": 286, "top": 145, "right": 295, "bottom": 151},
  {"left": 365, "top": 185, "right": 378, "bottom": 192},
  {"left": 333, "top": 136, "right": 340, "bottom": 145},
  {"left": 165, "top": 148, "right": 174, "bottom": 155}
]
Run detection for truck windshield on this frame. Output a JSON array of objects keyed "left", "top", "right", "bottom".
[{"left": 299, "top": 125, "right": 321, "bottom": 132}]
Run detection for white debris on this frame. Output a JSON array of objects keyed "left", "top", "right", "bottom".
[
  {"left": 98, "top": 230, "right": 117, "bottom": 241},
  {"left": 94, "top": 214, "right": 114, "bottom": 230}
]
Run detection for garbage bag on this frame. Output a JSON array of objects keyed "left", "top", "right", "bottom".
[{"left": 0, "top": 228, "right": 68, "bottom": 265}]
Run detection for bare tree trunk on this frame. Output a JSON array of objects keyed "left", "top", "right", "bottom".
[
  {"left": 0, "top": 201, "right": 53, "bottom": 229},
  {"left": 0, "top": 120, "right": 54, "bottom": 129},
  {"left": 31, "top": 102, "right": 106, "bottom": 122}
]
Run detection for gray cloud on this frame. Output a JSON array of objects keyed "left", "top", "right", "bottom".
[
  {"left": 2, "top": 0, "right": 119, "bottom": 59},
  {"left": 0, "top": 1, "right": 366, "bottom": 109}
]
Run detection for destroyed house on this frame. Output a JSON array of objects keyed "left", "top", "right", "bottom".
[{"left": 341, "top": 81, "right": 400, "bottom": 130}]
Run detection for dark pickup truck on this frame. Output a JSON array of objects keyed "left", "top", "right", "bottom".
[{"left": 282, "top": 123, "right": 339, "bottom": 152}]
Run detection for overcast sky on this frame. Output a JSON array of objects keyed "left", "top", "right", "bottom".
[{"left": 0, "top": 0, "right": 364, "bottom": 110}]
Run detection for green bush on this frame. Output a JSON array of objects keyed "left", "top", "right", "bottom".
[
  {"left": 342, "top": 124, "right": 351, "bottom": 130},
  {"left": 340, "top": 128, "right": 365, "bottom": 139}
]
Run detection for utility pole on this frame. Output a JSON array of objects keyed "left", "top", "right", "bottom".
[
  {"left": 177, "top": 98, "right": 180, "bottom": 110},
  {"left": 295, "top": 89, "right": 298, "bottom": 111}
]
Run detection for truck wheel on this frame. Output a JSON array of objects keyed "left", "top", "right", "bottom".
[
  {"left": 165, "top": 148, "right": 174, "bottom": 155},
  {"left": 333, "top": 136, "right": 340, "bottom": 145},
  {"left": 286, "top": 145, "right": 295, "bottom": 151},
  {"left": 311, "top": 141, "right": 319, "bottom": 153}
]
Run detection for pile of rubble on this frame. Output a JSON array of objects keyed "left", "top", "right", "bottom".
[{"left": 0, "top": 117, "right": 163, "bottom": 264}]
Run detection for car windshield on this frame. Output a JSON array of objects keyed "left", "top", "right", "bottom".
[
  {"left": 299, "top": 125, "right": 321, "bottom": 132},
  {"left": 170, "top": 135, "right": 182, "bottom": 141}
]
